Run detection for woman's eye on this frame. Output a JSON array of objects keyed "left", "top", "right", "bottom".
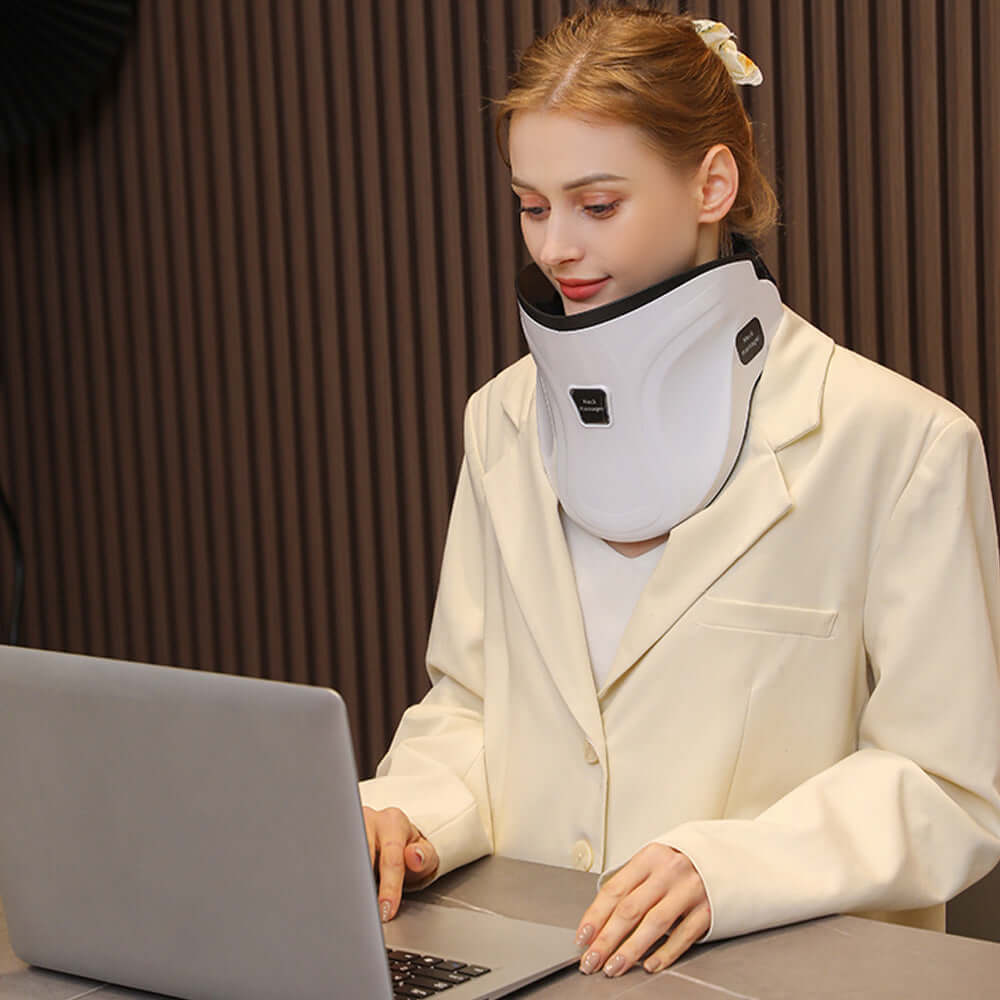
[
  {"left": 519, "top": 205, "right": 548, "bottom": 218},
  {"left": 584, "top": 200, "right": 621, "bottom": 217}
]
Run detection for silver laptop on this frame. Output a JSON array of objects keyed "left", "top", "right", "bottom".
[{"left": 0, "top": 646, "right": 579, "bottom": 999}]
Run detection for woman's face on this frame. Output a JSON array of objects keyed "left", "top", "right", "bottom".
[{"left": 509, "top": 110, "right": 714, "bottom": 315}]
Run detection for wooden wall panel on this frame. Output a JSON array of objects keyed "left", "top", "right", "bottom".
[{"left": 0, "top": 0, "right": 998, "bottom": 935}]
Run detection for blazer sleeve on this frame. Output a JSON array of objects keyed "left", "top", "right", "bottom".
[
  {"left": 654, "top": 415, "right": 1000, "bottom": 941},
  {"left": 358, "top": 400, "right": 494, "bottom": 881}
]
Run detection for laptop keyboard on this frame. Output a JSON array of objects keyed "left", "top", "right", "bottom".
[{"left": 387, "top": 948, "right": 490, "bottom": 997}]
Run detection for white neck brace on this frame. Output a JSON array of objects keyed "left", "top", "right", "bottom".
[{"left": 517, "top": 253, "right": 784, "bottom": 543}]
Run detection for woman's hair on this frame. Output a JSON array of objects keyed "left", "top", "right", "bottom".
[{"left": 494, "top": 3, "right": 779, "bottom": 246}]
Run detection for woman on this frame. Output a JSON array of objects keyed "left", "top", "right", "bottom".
[{"left": 360, "top": 4, "right": 1000, "bottom": 979}]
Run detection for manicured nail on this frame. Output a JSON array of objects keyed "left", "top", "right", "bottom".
[
  {"left": 380, "top": 900, "right": 391, "bottom": 923},
  {"left": 644, "top": 958, "right": 662, "bottom": 974},
  {"left": 575, "top": 924, "right": 594, "bottom": 948},
  {"left": 414, "top": 847, "right": 425, "bottom": 866},
  {"left": 604, "top": 953, "right": 626, "bottom": 977},
  {"left": 580, "top": 951, "right": 600, "bottom": 975}
]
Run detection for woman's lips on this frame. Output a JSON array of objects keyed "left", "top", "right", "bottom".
[{"left": 557, "top": 277, "right": 610, "bottom": 301}]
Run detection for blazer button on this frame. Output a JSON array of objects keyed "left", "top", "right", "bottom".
[
  {"left": 572, "top": 839, "right": 593, "bottom": 872},
  {"left": 583, "top": 740, "right": 599, "bottom": 765}
]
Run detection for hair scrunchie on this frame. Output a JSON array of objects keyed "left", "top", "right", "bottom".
[{"left": 692, "top": 19, "right": 764, "bottom": 86}]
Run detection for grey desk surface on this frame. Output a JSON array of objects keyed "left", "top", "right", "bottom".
[{"left": 2, "top": 855, "right": 999, "bottom": 999}]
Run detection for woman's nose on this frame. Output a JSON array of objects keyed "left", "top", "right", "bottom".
[{"left": 537, "top": 214, "right": 583, "bottom": 269}]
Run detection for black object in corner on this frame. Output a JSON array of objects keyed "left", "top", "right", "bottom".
[{"left": 0, "top": 485, "right": 24, "bottom": 645}]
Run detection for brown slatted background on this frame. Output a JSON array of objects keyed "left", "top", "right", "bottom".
[{"left": 0, "top": 0, "right": 998, "bottom": 937}]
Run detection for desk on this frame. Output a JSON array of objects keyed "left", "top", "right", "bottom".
[{"left": 2, "top": 856, "right": 999, "bottom": 998}]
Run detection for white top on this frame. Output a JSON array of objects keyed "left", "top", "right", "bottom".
[{"left": 560, "top": 508, "right": 668, "bottom": 689}]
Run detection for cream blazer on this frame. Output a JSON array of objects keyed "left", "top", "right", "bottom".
[{"left": 360, "top": 308, "right": 1000, "bottom": 941}]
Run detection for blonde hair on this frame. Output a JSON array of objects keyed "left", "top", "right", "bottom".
[{"left": 494, "top": 4, "right": 779, "bottom": 246}]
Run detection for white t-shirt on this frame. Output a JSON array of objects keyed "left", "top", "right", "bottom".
[{"left": 560, "top": 508, "right": 668, "bottom": 689}]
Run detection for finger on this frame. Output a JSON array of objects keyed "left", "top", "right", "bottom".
[
  {"left": 600, "top": 896, "right": 688, "bottom": 978},
  {"left": 403, "top": 837, "right": 439, "bottom": 883},
  {"left": 377, "top": 837, "right": 408, "bottom": 921},
  {"left": 642, "top": 904, "right": 711, "bottom": 974},
  {"left": 575, "top": 856, "right": 653, "bottom": 951},
  {"left": 372, "top": 808, "right": 413, "bottom": 920},
  {"left": 578, "top": 880, "right": 663, "bottom": 975},
  {"left": 362, "top": 808, "right": 376, "bottom": 867}
]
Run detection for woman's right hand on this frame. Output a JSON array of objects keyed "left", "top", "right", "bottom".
[{"left": 363, "top": 806, "right": 440, "bottom": 922}]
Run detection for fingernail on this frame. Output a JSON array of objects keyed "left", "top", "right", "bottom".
[
  {"left": 644, "top": 958, "right": 662, "bottom": 974},
  {"left": 575, "top": 924, "right": 594, "bottom": 948},
  {"left": 380, "top": 900, "right": 391, "bottom": 923},
  {"left": 414, "top": 848, "right": 425, "bottom": 866},
  {"left": 604, "top": 953, "right": 626, "bottom": 978},
  {"left": 580, "top": 951, "right": 600, "bottom": 975}
]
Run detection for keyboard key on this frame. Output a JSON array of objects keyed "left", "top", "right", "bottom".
[
  {"left": 440, "top": 971, "right": 470, "bottom": 984},
  {"left": 417, "top": 955, "right": 444, "bottom": 966},
  {"left": 456, "top": 965, "right": 489, "bottom": 977},
  {"left": 407, "top": 974, "right": 454, "bottom": 991},
  {"left": 434, "top": 961, "right": 466, "bottom": 972}
]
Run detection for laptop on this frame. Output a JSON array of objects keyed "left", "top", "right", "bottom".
[{"left": 0, "top": 646, "right": 580, "bottom": 999}]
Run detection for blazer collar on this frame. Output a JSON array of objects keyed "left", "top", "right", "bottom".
[
  {"left": 753, "top": 307, "right": 834, "bottom": 451},
  {"left": 487, "top": 308, "right": 835, "bottom": 727}
]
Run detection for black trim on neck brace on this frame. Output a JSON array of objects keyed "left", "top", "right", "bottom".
[{"left": 516, "top": 238, "right": 778, "bottom": 333}]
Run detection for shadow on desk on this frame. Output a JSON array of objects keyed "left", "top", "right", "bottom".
[{"left": 949, "top": 863, "right": 1000, "bottom": 943}]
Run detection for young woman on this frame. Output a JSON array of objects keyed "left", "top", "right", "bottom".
[{"left": 360, "top": 4, "right": 1000, "bottom": 979}]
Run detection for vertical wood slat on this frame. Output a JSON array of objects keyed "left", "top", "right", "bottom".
[
  {"left": 77, "top": 94, "right": 133, "bottom": 660},
  {"left": 290, "top": 0, "right": 336, "bottom": 694},
  {"left": 943, "top": 1, "right": 983, "bottom": 426},
  {"left": 774, "top": 0, "right": 812, "bottom": 320},
  {"left": 201, "top": 0, "right": 257, "bottom": 679},
  {"left": 739, "top": 0, "right": 780, "bottom": 290},
  {"left": 101, "top": 51, "right": 154, "bottom": 664},
  {"left": 0, "top": 157, "right": 40, "bottom": 648},
  {"left": 34, "top": 136, "right": 79, "bottom": 652},
  {"left": 323, "top": 0, "right": 379, "bottom": 762},
  {"left": 840, "top": 0, "right": 880, "bottom": 362},
  {"left": 980, "top": 0, "right": 1000, "bottom": 495},
  {"left": 393, "top": 0, "right": 449, "bottom": 717},
  {"left": 24, "top": 142, "right": 70, "bottom": 651},
  {"left": 116, "top": 18, "right": 173, "bottom": 665},
  {"left": 340, "top": 0, "right": 398, "bottom": 765},
  {"left": 908, "top": 0, "right": 948, "bottom": 400},
  {"left": 134, "top": 11, "right": 188, "bottom": 670},
  {"left": 0, "top": 0, "right": 997, "bottom": 803},
  {"left": 876, "top": 0, "right": 917, "bottom": 380},
  {"left": 225, "top": 0, "right": 275, "bottom": 681},
  {"left": 808, "top": 0, "right": 847, "bottom": 347}
]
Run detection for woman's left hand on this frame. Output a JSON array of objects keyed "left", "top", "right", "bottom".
[{"left": 575, "top": 843, "right": 711, "bottom": 977}]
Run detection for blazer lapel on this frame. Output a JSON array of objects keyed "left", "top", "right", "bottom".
[
  {"left": 482, "top": 400, "right": 604, "bottom": 745},
  {"left": 599, "top": 430, "right": 792, "bottom": 695}
]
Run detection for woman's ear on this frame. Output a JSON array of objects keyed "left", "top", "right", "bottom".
[{"left": 695, "top": 144, "right": 739, "bottom": 223}]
